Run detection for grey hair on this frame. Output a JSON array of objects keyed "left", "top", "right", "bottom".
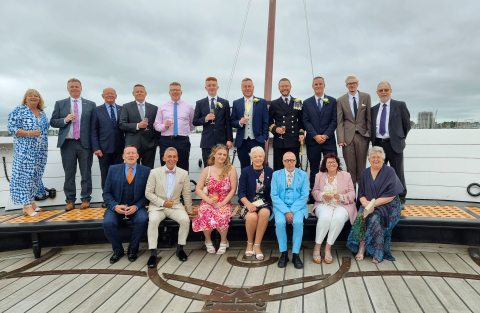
[
  {"left": 368, "top": 146, "right": 386, "bottom": 160},
  {"left": 249, "top": 146, "right": 265, "bottom": 157},
  {"left": 164, "top": 147, "right": 178, "bottom": 157},
  {"left": 377, "top": 81, "right": 392, "bottom": 89},
  {"left": 345, "top": 75, "right": 359, "bottom": 83}
]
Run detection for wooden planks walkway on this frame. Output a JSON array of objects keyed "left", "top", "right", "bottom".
[{"left": 1, "top": 242, "right": 480, "bottom": 312}]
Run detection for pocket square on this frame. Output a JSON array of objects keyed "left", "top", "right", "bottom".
[{"left": 362, "top": 104, "right": 366, "bottom": 107}]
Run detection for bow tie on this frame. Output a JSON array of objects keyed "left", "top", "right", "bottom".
[{"left": 166, "top": 170, "right": 175, "bottom": 174}]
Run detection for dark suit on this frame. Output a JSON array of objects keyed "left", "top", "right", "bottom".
[
  {"left": 91, "top": 103, "right": 125, "bottom": 190},
  {"left": 193, "top": 96, "right": 233, "bottom": 167},
  {"left": 268, "top": 96, "right": 305, "bottom": 170},
  {"left": 50, "top": 97, "right": 96, "bottom": 203},
  {"left": 302, "top": 95, "right": 338, "bottom": 193},
  {"left": 238, "top": 165, "right": 273, "bottom": 205},
  {"left": 371, "top": 99, "right": 411, "bottom": 202},
  {"left": 119, "top": 101, "right": 158, "bottom": 169},
  {"left": 103, "top": 163, "right": 150, "bottom": 254},
  {"left": 231, "top": 96, "right": 269, "bottom": 168}
]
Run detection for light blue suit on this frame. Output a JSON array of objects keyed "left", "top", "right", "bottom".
[{"left": 271, "top": 168, "right": 309, "bottom": 253}]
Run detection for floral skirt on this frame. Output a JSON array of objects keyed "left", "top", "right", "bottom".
[
  {"left": 346, "top": 196, "right": 401, "bottom": 262},
  {"left": 192, "top": 201, "right": 233, "bottom": 232}
]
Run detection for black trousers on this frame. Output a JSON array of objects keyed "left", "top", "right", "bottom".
[
  {"left": 202, "top": 148, "right": 212, "bottom": 168},
  {"left": 137, "top": 145, "right": 156, "bottom": 169},
  {"left": 159, "top": 136, "right": 191, "bottom": 172},
  {"left": 306, "top": 144, "right": 336, "bottom": 192},
  {"left": 97, "top": 152, "right": 123, "bottom": 190},
  {"left": 375, "top": 139, "right": 407, "bottom": 203},
  {"left": 273, "top": 147, "right": 300, "bottom": 171},
  {"left": 237, "top": 138, "right": 263, "bottom": 169}
]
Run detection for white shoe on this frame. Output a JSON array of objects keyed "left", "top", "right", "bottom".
[
  {"left": 216, "top": 241, "right": 229, "bottom": 255},
  {"left": 245, "top": 241, "right": 254, "bottom": 257},
  {"left": 254, "top": 243, "right": 264, "bottom": 260},
  {"left": 205, "top": 242, "right": 216, "bottom": 254}
]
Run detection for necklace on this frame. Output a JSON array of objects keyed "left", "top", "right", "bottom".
[
  {"left": 253, "top": 167, "right": 264, "bottom": 174},
  {"left": 327, "top": 173, "right": 336, "bottom": 179}
]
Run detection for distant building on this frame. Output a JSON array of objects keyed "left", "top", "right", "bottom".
[{"left": 417, "top": 111, "right": 434, "bottom": 129}]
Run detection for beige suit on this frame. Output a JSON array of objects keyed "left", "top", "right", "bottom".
[
  {"left": 337, "top": 91, "right": 371, "bottom": 184},
  {"left": 145, "top": 166, "right": 193, "bottom": 248}
]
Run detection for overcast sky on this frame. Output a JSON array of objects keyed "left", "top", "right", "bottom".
[{"left": 1, "top": 0, "right": 479, "bottom": 129}]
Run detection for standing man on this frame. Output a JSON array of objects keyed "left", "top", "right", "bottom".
[
  {"left": 268, "top": 78, "right": 305, "bottom": 171},
  {"left": 145, "top": 147, "right": 193, "bottom": 267},
  {"left": 302, "top": 76, "right": 337, "bottom": 201},
  {"left": 231, "top": 78, "right": 269, "bottom": 169},
  {"left": 91, "top": 87, "right": 125, "bottom": 208},
  {"left": 102, "top": 145, "right": 150, "bottom": 263},
  {"left": 154, "top": 82, "right": 195, "bottom": 172},
  {"left": 193, "top": 77, "right": 233, "bottom": 167},
  {"left": 50, "top": 78, "right": 96, "bottom": 211},
  {"left": 371, "top": 81, "right": 410, "bottom": 207},
  {"left": 119, "top": 84, "right": 158, "bottom": 169},
  {"left": 337, "top": 75, "right": 371, "bottom": 187},
  {"left": 271, "top": 152, "right": 309, "bottom": 269}
]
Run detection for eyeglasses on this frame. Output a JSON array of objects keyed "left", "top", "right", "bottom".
[
  {"left": 346, "top": 82, "right": 358, "bottom": 86},
  {"left": 283, "top": 159, "right": 296, "bottom": 163},
  {"left": 326, "top": 162, "right": 337, "bottom": 165},
  {"left": 377, "top": 89, "right": 390, "bottom": 93}
]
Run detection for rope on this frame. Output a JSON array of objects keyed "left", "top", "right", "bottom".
[
  {"left": 302, "top": 0, "right": 315, "bottom": 78},
  {"left": 225, "top": 0, "right": 252, "bottom": 100}
]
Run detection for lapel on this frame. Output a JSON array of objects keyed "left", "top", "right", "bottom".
[
  {"left": 203, "top": 97, "right": 210, "bottom": 113},
  {"left": 372, "top": 104, "right": 379, "bottom": 127},
  {"left": 117, "top": 106, "right": 122, "bottom": 123},
  {"left": 348, "top": 93, "right": 357, "bottom": 121},
  {"left": 252, "top": 96, "right": 258, "bottom": 117},
  {"left": 131, "top": 101, "right": 142, "bottom": 122},
  {"left": 318, "top": 95, "right": 327, "bottom": 119},
  {"left": 389, "top": 100, "right": 395, "bottom": 122},
  {"left": 80, "top": 98, "right": 87, "bottom": 127},
  {"left": 171, "top": 169, "right": 181, "bottom": 197},
  {"left": 119, "top": 164, "right": 126, "bottom": 200},
  {"left": 99, "top": 103, "right": 111, "bottom": 123},
  {"left": 159, "top": 166, "right": 167, "bottom": 196},
  {"left": 144, "top": 102, "right": 151, "bottom": 119}
]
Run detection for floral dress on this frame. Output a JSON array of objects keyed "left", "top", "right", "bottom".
[
  {"left": 7, "top": 106, "right": 49, "bottom": 205},
  {"left": 317, "top": 175, "right": 346, "bottom": 209},
  {"left": 192, "top": 174, "right": 233, "bottom": 232}
]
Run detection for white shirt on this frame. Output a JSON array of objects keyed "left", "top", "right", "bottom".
[
  {"left": 161, "top": 166, "right": 176, "bottom": 206},
  {"left": 206, "top": 95, "right": 217, "bottom": 123},
  {"left": 375, "top": 99, "right": 391, "bottom": 138},
  {"left": 282, "top": 95, "right": 291, "bottom": 105},
  {"left": 65, "top": 97, "right": 83, "bottom": 139},
  {"left": 348, "top": 92, "right": 359, "bottom": 117},
  {"left": 285, "top": 168, "right": 295, "bottom": 184},
  {"left": 314, "top": 94, "right": 325, "bottom": 109}
]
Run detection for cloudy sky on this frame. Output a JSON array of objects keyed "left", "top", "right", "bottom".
[{"left": 1, "top": 0, "right": 479, "bottom": 129}]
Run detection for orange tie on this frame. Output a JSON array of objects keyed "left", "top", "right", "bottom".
[{"left": 127, "top": 168, "right": 133, "bottom": 184}]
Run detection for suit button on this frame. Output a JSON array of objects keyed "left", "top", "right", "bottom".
[
  {"left": 283, "top": 121, "right": 285, "bottom": 123},
  {"left": 292, "top": 115, "right": 294, "bottom": 117},
  {"left": 292, "top": 126, "right": 294, "bottom": 128},
  {"left": 283, "top": 116, "right": 285, "bottom": 118},
  {"left": 292, "top": 131, "right": 294, "bottom": 133}
]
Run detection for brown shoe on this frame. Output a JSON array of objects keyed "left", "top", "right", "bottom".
[
  {"left": 65, "top": 202, "right": 75, "bottom": 211},
  {"left": 80, "top": 201, "right": 90, "bottom": 210}
]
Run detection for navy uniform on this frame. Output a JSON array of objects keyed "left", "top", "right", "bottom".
[{"left": 269, "top": 96, "right": 305, "bottom": 170}]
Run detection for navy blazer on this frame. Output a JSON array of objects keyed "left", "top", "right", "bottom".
[
  {"left": 49, "top": 97, "right": 96, "bottom": 149},
  {"left": 103, "top": 163, "right": 151, "bottom": 211},
  {"left": 231, "top": 96, "right": 269, "bottom": 148},
  {"left": 193, "top": 97, "right": 233, "bottom": 148},
  {"left": 91, "top": 103, "right": 125, "bottom": 154},
  {"left": 302, "top": 95, "right": 337, "bottom": 151},
  {"left": 238, "top": 165, "right": 273, "bottom": 205}
]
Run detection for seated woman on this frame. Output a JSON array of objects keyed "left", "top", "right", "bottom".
[
  {"left": 347, "top": 146, "right": 404, "bottom": 263},
  {"left": 237, "top": 146, "right": 273, "bottom": 260},
  {"left": 193, "top": 145, "right": 238, "bottom": 255},
  {"left": 311, "top": 153, "right": 356, "bottom": 264}
]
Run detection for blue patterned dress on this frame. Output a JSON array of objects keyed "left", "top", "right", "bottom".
[{"left": 7, "top": 106, "right": 49, "bottom": 205}]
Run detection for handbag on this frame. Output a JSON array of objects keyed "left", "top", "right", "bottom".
[{"left": 203, "top": 166, "right": 211, "bottom": 196}]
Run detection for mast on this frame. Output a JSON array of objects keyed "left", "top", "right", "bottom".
[{"left": 263, "top": 0, "right": 276, "bottom": 101}]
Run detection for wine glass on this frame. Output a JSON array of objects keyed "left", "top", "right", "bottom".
[
  {"left": 70, "top": 109, "right": 75, "bottom": 121},
  {"left": 122, "top": 204, "right": 129, "bottom": 220},
  {"left": 143, "top": 117, "right": 149, "bottom": 131},
  {"left": 210, "top": 109, "right": 215, "bottom": 124},
  {"left": 280, "top": 125, "right": 286, "bottom": 139},
  {"left": 244, "top": 112, "right": 249, "bottom": 119},
  {"left": 333, "top": 188, "right": 338, "bottom": 202}
]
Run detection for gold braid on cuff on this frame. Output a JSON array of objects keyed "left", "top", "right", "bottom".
[
  {"left": 299, "top": 129, "right": 305, "bottom": 134},
  {"left": 269, "top": 124, "right": 276, "bottom": 132}
]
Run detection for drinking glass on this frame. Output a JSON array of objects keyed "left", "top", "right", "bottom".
[
  {"left": 122, "top": 204, "right": 129, "bottom": 220},
  {"left": 143, "top": 117, "right": 149, "bottom": 131},
  {"left": 244, "top": 112, "right": 249, "bottom": 119},
  {"left": 210, "top": 109, "right": 215, "bottom": 124},
  {"left": 70, "top": 109, "right": 75, "bottom": 121},
  {"left": 333, "top": 188, "right": 338, "bottom": 202},
  {"left": 280, "top": 126, "right": 286, "bottom": 139}
]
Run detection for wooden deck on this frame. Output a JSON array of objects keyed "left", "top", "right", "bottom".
[{"left": 1, "top": 242, "right": 480, "bottom": 312}]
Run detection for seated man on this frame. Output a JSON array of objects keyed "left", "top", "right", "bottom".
[
  {"left": 145, "top": 147, "right": 193, "bottom": 267},
  {"left": 271, "top": 152, "right": 309, "bottom": 269},
  {"left": 103, "top": 145, "right": 150, "bottom": 264}
]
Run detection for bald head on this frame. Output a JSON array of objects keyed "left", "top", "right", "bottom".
[{"left": 102, "top": 87, "right": 117, "bottom": 105}]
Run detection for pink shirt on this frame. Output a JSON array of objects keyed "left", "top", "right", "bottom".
[{"left": 154, "top": 100, "right": 195, "bottom": 136}]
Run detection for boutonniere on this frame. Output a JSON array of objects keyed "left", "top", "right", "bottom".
[
  {"left": 322, "top": 97, "right": 330, "bottom": 105},
  {"left": 253, "top": 98, "right": 260, "bottom": 104},
  {"left": 215, "top": 102, "right": 223, "bottom": 109},
  {"left": 294, "top": 98, "right": 302, "bottom": 110}
]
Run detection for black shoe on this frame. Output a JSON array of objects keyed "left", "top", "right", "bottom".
[
  {"left": 110, "top": 251, "right": 124, "bottom": 264},
  {"left": 176, "top": 249, "right": 188, "bottom": 262},
  {"left": 147, "top": 255, "right": 157, "bottom": 268},
  {"left": 292, "top": 253, "right": 303, "bottom": 269},
  {"left": 102, "top": 202, "right": 107, "bottom": 208},
  {"left": 127, "top": 248, "right": 137, "bottom": 262},
  {"left": 277, "top": 252, "right": 289, "bottom": 268}
]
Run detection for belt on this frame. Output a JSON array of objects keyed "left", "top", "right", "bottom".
[
  {"left": 376, "top": 137, "right": 390, "bottom": 142},
  {"left": 165, "top": 135, "right": 187, "bottom": 139}
]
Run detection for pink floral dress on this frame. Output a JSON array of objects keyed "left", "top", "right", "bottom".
[{"left": 192, "top": 175, "right": 233, "bottom": 232}]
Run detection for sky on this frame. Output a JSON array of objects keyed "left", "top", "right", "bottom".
[{"left": 1, "top": 0, "right": 479, "bottom": 130}]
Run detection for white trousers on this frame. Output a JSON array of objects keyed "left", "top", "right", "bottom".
[
  {"left": 315, "top": 204, "right": 349, "bottom": 245},
  {"left": 148, "top": 208, "right": 190, "bottom": 249}
]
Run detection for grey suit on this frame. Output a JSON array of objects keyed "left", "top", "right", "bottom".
[
  {"left": 371, "top": 99, "right": 411, "bottom": 202},
  {"left": 337, "top": 91, "right": 371, "bottom": 184},
  {"left": 50, "top": 97, "right": 96, "bottom": 203}
]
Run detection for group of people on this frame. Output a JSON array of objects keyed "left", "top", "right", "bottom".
[{"left": 7, "top": 74, "right": 410, "bottom": 265}]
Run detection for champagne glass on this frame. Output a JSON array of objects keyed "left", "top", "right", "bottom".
[
  {"left": 280, "top": 125, "right": 286, "bottom": 139},
  {"left": 333, "top": 188, "right": 338, "bottom": 202},
  {"left": 210, "top": 109, "right": 215, "bottom": 124},
  {"left": 122, "top": 204, "right": 129, "bottom": 220},
  {"left": 70, "top": 109, "right": 75, "bottom": 121},
  {"left": 244, "top": 112, "right": 249, "bottom": 119},
  {"left": 143, "top": 117, "right": 149, "bottom": 131}
]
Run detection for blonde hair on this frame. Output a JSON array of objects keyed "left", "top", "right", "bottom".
[
  {"left": 21, "top": 89, "right": 46, "bottom": 111},
  {"left": 207, "top": 145, "right": 232, "bottom": 179},
  {"left": 345, "top": 75, "right": 359, "bottom": 83}
]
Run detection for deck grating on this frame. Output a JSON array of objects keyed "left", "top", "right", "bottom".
[
  {"left": 2, "top": 210, "right": 64, "bottom": 224},
  {"left": 402, "top": 205, "right": 475, "bottom": 218}
]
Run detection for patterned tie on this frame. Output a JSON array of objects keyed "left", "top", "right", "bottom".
[
  {"left": 174, "top": 102, "right": 178, "bottom": 136},
  {"left": 317, "top": 98, "right": 322, "bottom": 113},
  {"left": 109, "top": 104, "right": 117, "bottom": 126},
  {"left": 166, "top": 170, "right": 175, "bottom": 174},
  {"left": 287, "top": 172, "right": 293, "bottom": 188},
  {"left": 246, "top": 98, "right": 251, "bottom": 112},
  {"left": 379, "top": 103, "right": 387, "bottom": 136},
  {"left": 73, "top": 100, "right": 80, "bottom": 140},
  {"left": 353, "top": 97, "right": 358, "bottom": 119},
  {"left": 127, "top": 168, "right": 133, "bottom": 184}
]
